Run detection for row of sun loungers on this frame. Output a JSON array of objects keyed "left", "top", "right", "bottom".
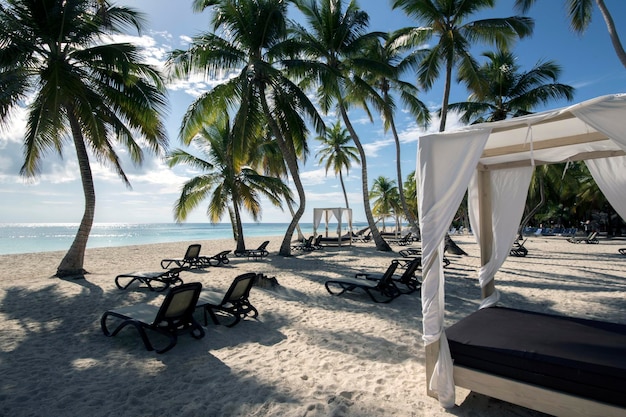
[{"left": 324, "top": 257, "right": 422, "bottom": 303}]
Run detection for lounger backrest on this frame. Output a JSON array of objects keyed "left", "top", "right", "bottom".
[
  {"left": 257, "top": 241, "right": 269, "bottom": 251},
  {"left": 223, "top": 273, "right": 256, "bottom": 304},
  {"left": 184, "top": 244, "right": 202, "bottom": 259},
  {"left": 377, "top": 261, "right": 399, "bottom": 289},
  {"left": 314, "top": 235, "right": 322, "bottom": 245},
  {"left": 399, "top": 257, "right": 421, "bottom": 283},
  {"left": 155, "top": 282, "right": 202, "bottom": 324}
]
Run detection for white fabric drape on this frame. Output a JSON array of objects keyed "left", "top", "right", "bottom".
[
  {"left": 417, "top": 128, "right": 491, "bottom": 408},
  {"left": 468, "top": 166, "right": 534, "bottom": 308},
  {"left": 586, "top": 156, "right": 626, "bottom": 222}
]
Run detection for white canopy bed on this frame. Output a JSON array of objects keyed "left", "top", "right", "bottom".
[
  {"left": 313, "top": 208, "right": 353, "bottom": 246},
  {"left": 417, "top": 94, "right": 626, "bottom": 416}
]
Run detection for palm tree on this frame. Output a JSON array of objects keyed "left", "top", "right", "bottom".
[
  {"left": 449, "top": 49, "right": 575, "bottom": 124},
  {"left": 370, "top": 176, "right": 401, "bottom": 233},
  {"left": 291, "top": 0, "right": 393, "bottom": 251},
  {"left": 315, "top": 120, "right": 360, "bottom": 209},
  {"left": 166, "top": 114, "right": 292, "bottom": 253},
  {"left": 0, "top": 0, "right": 168, "bottom": 277},
  {"left": 515, "top": 0, "right": 626, "bottom": 69},
  {"left": 391, "top": 0, "right": 534, "bottom": 131},
  {"left": 364, "top": 35, "right": 430, "bottom": 233},
  {"left": 166, "top": 0, "right": 324, "bottom": 256}
]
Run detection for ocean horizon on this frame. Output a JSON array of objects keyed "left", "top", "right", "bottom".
[{"left": 0, "top": 222, "right": 367, "bottom": 255}]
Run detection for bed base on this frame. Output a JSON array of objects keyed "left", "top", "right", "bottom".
[{"left": 452, "top": 365, "right": 625, "bottom": 417}]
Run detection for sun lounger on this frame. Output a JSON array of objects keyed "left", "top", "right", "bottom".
[
  {"left": 201, "top": 250, "right": 231, "bottom": 266},
  {"left": 509, "top": 238, "right": 528, "bottom": 257},
  {"left": 196, "top": 273, "right": 258, "bottom": 327},
  {"left": 619, "top": 248, "right": 626, "bottom": 256},
  {"left": 325, "top": 261, "right": 401, "bottom": 303},
  {"left": 115, "top": 267, "right": 185, "bottom": 292},
  {"left": 234, "top": 241, "right": 270, "bottom": 260},
  {"left": 357, "top": 257, "right": 422, "bottom": 294},
  {"left": 101, "top": 282, "right": 204, "bottom": 353},
  {"left": 567, "top": 231, "right": 599, "bottom": 244},
  {"left": 160, "top": 244, "right": 205, "bottom": 269}
]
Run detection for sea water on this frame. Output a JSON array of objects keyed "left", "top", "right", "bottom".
[{"left": 0, "top": 222, "right": 365, "bottom": 255}]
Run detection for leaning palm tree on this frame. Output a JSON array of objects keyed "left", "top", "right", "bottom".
[
  {"left": 0, "top": 0, "right": 168, "bottom": 277},
  {"left": 364, "top": 35, "right": 430, "bottom": 233},
  {"left": 291, "top": 0, "right": 393, "bottom": 251},
  {"left": 391, "top": 0, "right": 534, "bottom": 131},
  {"left": 166, "top": 0, "right": 324, "bottom": 257},
  {"left": 315, "top": 120, "right": 360, "bottom": 209},
  {"left": 515, "top": 0, "right": 626, "bottom": 69},
  {"left": 449, "top": 49, "right": 575, "bottom": 124},
  {"left": 166, "top": 115, "right": 292, "bottom": 253}
]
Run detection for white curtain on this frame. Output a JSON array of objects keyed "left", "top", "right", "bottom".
[
  {"left": 468, "top": 166, "right": 534, "bottom": 308},
  {"left": 417, "top": 128, "right": 491, "bottom": 408},
  {"left": 586, "top": 156, "right": 626, "bottom": 222}
]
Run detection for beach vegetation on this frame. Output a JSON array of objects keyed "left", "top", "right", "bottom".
[
  {"left": 166, "top": 0, "right": 324, "bottom": 257},
  {"left": 448, "top": 48, "right": 575, "bottom": 123},
  {"left": 166, "top": 112, "right": 292, "bottom": 253},
  {"left": 391, "top": 0, "right": 535, "bottom": 132},
  {"left": 315, "top": 120, "right": 360, "bottom": 210},
  {"left": 363, "top": 34, "right": 430, "bottom": 234},
  {"left": 0, "top": 0, "right": 168, "bottom": 277},
  {"left": 291, "top": 0, "right": 393, "bottom": 252},
  {"left": 514, "top": 0, "right": 626, "bottom": 69},
  {"left": 370, "top": 176, "right": 401, "bottom": 233}
]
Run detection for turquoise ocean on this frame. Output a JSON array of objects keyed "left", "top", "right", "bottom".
[{"left": 0, "top": 222, "right": 365, "bottom": 255}]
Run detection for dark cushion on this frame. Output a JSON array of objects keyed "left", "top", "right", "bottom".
[{"left": 446, "top": 306, "right": 626, "bottom": 407}]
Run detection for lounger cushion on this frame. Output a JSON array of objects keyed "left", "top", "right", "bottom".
[{"left": 446, "top": 306, "right": 626, "bottom": 407}]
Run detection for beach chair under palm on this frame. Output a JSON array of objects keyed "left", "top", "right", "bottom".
[
  {"left": 234, "top": 240, "right": 270, "bottom": 260},
  {"left": 325, "top": 261, "right": 401, "bottom": 303},
  {"left": 115, "top": 267, "right": 185, "bottom": 292},
  {"left": 196, "top": 272, "right": 258, "bottom": 327},
  {"left": 160, "top": 244, "right": 205, "bottom": 269},
  {"left": 101, "top": 282, "right": 205, "bottom": 353}
]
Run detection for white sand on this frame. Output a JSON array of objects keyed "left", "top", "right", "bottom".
[{"left": 1, "top": 234, "right": 625, "bottom": 417}]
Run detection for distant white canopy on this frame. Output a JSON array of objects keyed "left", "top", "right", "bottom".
[
  {"left": 416, "top": 93, "right": 626, "bottom": 407},
  {"left": 313, "top": 208, "right": 353, "bottom": 246}
]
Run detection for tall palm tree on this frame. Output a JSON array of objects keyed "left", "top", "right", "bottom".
[
  {"left": 364, "top": 35, "right": 430, "bottom": 233},
  {"left": 166, "top": 0, "right": 324, "bottom": 256},
  {"left": 291, "top": 0, "right": 393, "bottom": 251},
  {"left": 391, "top": 0, "right": 534, "bottom": 131},
  {"left": 315, "top": 120, "right": 360, "bottom": 209},
  {"left": 166, "top": 115, "right": 292, "bottom": 253},
  {"left": 515, "top": 0, "right": 626, "bottom": 69},
  {"left": 0, "top": 0, "right": 168, "bottom": 277},
  {"left": 370, "top": 176, "right": 401, "bottom": 233},
  {"left": 449, "top": 49, "right": 575, "bottom": 124}
]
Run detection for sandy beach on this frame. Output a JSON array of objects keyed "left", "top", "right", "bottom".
[{"left": 1, "top": 233, "right": 625, "bottom": 417}]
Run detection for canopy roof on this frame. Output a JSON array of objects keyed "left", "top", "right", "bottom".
[{"left": 416, "top": 93, "right": 626, "bottom": 408}]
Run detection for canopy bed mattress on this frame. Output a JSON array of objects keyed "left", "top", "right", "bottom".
[{"left": 446, "top": 306, "right": 626, "bottom": 407}]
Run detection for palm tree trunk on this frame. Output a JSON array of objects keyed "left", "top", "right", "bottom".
[
  {"left": 231, "top": 189, "right": 246, "bottom": 253},
  {"left": 389, "top": 115, "right": 420, "bottom": 234},
  {"left": 439, "top": 58, "right": 454, "bottom": 132},
  {"left": 339, "top": 104, "right": 391, "bottom": 251},
  {"left": 596, "top": 0, "right": 626, "bottom": 69},
  {"left": 285, "top": 193, "right": 305, "bottom": 241},
  {"left": 339, "top": 170, "right": 350, "bottom": 209},
  {"left": 259, "top": 90, "right": 305, "bottom": 256},
  {"left": 56, "top": 111, "right": 94, "bottom": 277}
]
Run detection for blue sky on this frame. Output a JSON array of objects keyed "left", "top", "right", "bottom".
[{"left": 1, "top": 0, "right": 626, "bottom": 225}]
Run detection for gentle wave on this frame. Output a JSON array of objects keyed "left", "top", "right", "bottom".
[{"left": 0, "top": 222, "right": 364, "bottom": 255}]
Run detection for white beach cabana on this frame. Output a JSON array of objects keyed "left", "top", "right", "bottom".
[
  {"left": 313, "top": 208, "right": 353, "bottom": 246},
  {"left": 417, "top": 93, "right": 626, "bottom": 415}
]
